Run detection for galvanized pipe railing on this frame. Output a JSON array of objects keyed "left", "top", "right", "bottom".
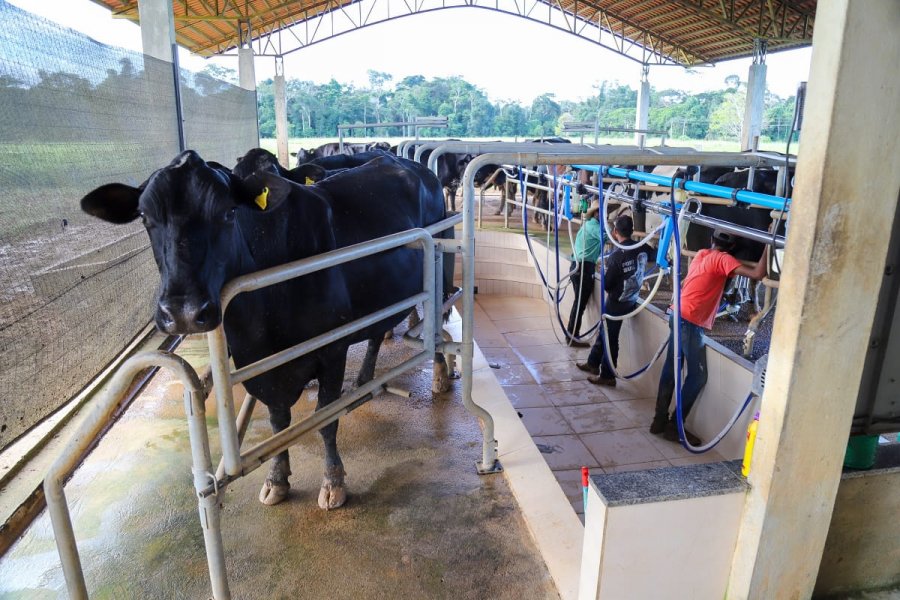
[
  {"left": 45, "top": 352, "right": 228, "bottom": 600},
  {"left": 210, "top": 228, "right": 437, "bottom": 478}
]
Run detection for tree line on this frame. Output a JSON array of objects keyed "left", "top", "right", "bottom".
[{"left": 256, "top": 69, "right": 799, "bottom": 142}]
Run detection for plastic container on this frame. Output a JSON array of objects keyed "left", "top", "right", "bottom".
[
  {"left": 741, "top": 411, "right": 760, "bottom": 477},
  {"left": 843, "top": 435, "right": 879, "bottom": 470}
]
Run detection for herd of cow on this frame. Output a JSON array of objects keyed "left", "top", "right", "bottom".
[{"left": 79, "top": 139, "right": 789, "bottom": 511}]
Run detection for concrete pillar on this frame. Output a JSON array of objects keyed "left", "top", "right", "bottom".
[
  {"left": 274, "top": 59, "right": 289, "bottom": 167},
  {"left": 741, "top": 41, "right": 768, "bottom": 150},
  {"left": 727, "top": 1, "right": 900, "bottom": 597},
  {"left": 137, "top": 0, "right": 176, "bottom": 63},
  {"left": 634, "top": 65, "right": 650, "bottom": 146},
  {"left": 238, "top": 47, "right": 256, "bottom": 92},
  {"left": 138, "top": 0, "right": 183, "bottom": 150}
]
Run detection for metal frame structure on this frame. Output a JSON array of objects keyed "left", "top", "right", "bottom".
[
  {"left": 44, "top": 220, "right": 494, "bottom": 599},
  {"left": 561, "top": 121, "right": 669, "bottom": 144},
  {"left": 97, "top": 0, "right": 815, "bottom": 66},
  {"left": 337, "top": 116, "right": 447, "bottom": 152}
]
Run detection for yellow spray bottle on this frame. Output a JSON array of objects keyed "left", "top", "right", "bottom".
[{"left": 741, "top": 411, "right": 760, "bottom": 477}]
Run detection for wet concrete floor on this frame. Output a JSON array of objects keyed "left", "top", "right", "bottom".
[{"left": 0, "top": 314, "right": 558, "bottom": 599}]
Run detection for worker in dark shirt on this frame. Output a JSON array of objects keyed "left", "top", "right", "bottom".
[{"left": 577, "top": 215, "right": 651, "bottom": 387}]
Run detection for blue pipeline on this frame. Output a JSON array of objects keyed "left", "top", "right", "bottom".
[
  {"left": 657, "top": 217, "right": 675, "bottom": 270},
  {"left": 572, "top": 165, "right": 788, "bottom": 212}
]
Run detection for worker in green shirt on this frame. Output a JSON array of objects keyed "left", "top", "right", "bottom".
[{"left": 566, "top": 200, "right": 603, "bottom": 345}]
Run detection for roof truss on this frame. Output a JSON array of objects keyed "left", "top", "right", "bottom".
[{"left": 94, "top": 0, "right": 815, "bottom": 65}]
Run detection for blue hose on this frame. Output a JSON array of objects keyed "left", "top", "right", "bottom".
[
  {"left": 573, "top": 164, "right": 789, "bottom": 212},
  {"left": 667, "top": 180, "right": 754, "bottom": 453}
]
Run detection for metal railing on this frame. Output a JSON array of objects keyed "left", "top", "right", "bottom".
[
  {"left": 44, "top": 218, "right": 483, "bottom": 599},
  {"left": 338, "top": 117, "right": 447, "bottom": 152}
]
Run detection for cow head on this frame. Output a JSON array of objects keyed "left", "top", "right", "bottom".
[
  {"left": 234, "top": 148, "right": 287, "bottom": 179},
  {"left": 81, "top": 150, "right": 281, "bottom": 334},
  {"left": 294, "top": 148, "right": 316, "bottom": 167}
]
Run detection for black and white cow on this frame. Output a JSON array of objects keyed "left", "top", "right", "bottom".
[
  {"left": 292, "top": 141, "right": 376, "bottom": 166},
  {"left": 417, "top": 148, "right": 473, "bottom": 212},
  {"left": 80, "top": 150, "right": 450, "bottom": 510}
]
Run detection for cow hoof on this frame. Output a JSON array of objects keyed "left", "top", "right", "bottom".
[
  {"left": 259, "top": 480, "right": 290, "bottom": 506},
  {"left": 383, "top": 328, "right": 394, "bottom": 341},
  {"left": 432, "top": 370, "right": 452, "bottom": 394},
  {"left": 318, "top": 481, "right": 347, "bottom": 510}
]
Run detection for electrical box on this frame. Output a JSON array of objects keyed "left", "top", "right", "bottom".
[{"left": 852, "top": 195, "right": 900, "bottom": 435}]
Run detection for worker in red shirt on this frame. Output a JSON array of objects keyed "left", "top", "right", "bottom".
[{"left": 651, "top": 230, "right": 768, "bottom": 444}]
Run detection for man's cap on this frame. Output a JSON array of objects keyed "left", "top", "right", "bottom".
[
  {"left": 712, "top": 229, "right": 737, "bottom": 249},
  {"left": 614, "top": 215, "right": 634, "bottom": 236}
]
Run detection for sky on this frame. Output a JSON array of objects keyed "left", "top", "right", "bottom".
[{"left": 9, "top": 0, "right": 812, "bottom": 104}]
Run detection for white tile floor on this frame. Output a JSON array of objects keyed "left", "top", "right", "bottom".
[{"left": 474, "top": 294, "right": 724, "bottom": 519}]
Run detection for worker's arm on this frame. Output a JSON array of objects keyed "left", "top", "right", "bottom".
[{"left": 733, "top": 246, "right": 769, "bottom": 281}]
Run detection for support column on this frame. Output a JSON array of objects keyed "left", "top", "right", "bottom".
[
  {"left": 237, "top": 22, "right": 259, "bottom": 146},
  {"left": 238, "top": 49, "right": 255, "bottom": 92},
  {"left": 138, "top": 0, "right": 183, "bottom": 151},
  {"left": 741, "top": 39, "right": 768, "bottom": 150},
  {"left": 137, "top": 0, "right": 175, "bottom": 62},
  {"left": 273, "top": 56, "right": 289, "bottom": 168},
  {"left": 728, "top": 1, "right": 900, "bottom": 598},
  {"left": 634, "top": 65, "right": 650, "bottom": 146}
]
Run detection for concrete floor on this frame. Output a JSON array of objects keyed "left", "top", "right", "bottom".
[
  {"left": 0, "top": 313, "right": 559, "bottom": 599},
  {"left": 473, "top": 295, "right": 724, "bottom": 520}
]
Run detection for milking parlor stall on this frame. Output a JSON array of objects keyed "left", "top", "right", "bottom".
[{"left": 1, "top": 1, "right": 899, "bottom": 598}]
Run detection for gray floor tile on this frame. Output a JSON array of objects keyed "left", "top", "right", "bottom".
[
  {"left": 504, "top": 329, "right": 563, "bottom": 347},
  {"left": 519, "top": 407, "right": 574, "bottom": 436},
  {"left": 603, "top": 460, "right": 672, "bottom": 473},
  {"left": 492, "top": 364, "right": 537, "bottom": 385},
  {"left": 501, "top": 384, "right": 552, "bottom": 408},
  {"left": 579, "top": 428, "right": 667, "bottom": 468},
  {"left": 532, "top": 434, "right": 600, "bottom": 470},
  {"left": 559, "top": 403, "right": 636, "bottom": 434},
  {"left": 480, "top": 346, "right": 522, "bottom": 367}
]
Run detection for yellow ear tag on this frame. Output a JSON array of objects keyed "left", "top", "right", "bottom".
[
  {"left": 254, "top": 187, "right": 269, "bottom": 210},
  {"left": 305, "top": 177, "right": 315, "bottom": 185}
]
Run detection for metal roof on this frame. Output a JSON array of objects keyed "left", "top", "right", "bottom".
[{"left": 91, "top": 0, "right": 815, "bottom": 66}]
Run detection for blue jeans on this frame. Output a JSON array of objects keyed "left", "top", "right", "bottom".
[
  {"left": 586, "top": 302, "right": 635, "bottom": 378},
  {"left": 566, "top": 260, "right": 595, "bottom": 338},
  {"left": 655, "top": 315, "right": 707, "bottom": 422}
]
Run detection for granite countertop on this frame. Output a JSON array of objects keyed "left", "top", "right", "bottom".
[{"left": 592, "top": 460, "right": 748, "bottom": 507}]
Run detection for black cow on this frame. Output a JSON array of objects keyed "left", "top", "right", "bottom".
[
  {"left": 683, "top": 167, "right": 787, "bottom": 261},
  {"left": 81, "top": 150, "right": 450, "bottom": 510},
  {"left": 418, "top": 148, "right": 472, "bottom": 212},
  {"left": 291, "top": 142, "right": 373, "bottom": 166},
  {"left": 523, "top": 138, "right": 572, "bottom": 230},
  {"left": 237, "top": 148, "right": 392, "bottom": 184},
  {"left": 473, "top": 163, "right": 512, "bottom": 216}
]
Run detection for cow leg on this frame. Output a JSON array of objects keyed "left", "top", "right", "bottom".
[
  {"left": 356, "top": 337, "right": 383, "bottom": 387},
  {"left": 442, "top": 328, "right": 457, "bottom": 378},
  {"left": 259, "top": 404, "right": 292, "bottom": 506},
  {"left": 448, "top": 186, "right": 458, "bottom": 212},
  {"left": 317, "top": 359, "right": 348, "bottom": 510},
  {"left": 383, "top": 328, "right": 393, "bottom": 341},
  {"left": 432, "top": 352, "right": 450, "bottom": 394},
  {"left": 408, "top": 306, "right": 421, "bottom": 329},
  {"left": 432, "top": 327, "right": 456, "bottom": 394}
]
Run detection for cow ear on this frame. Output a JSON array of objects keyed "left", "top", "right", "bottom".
[
  {"left": 236, "top": 171, "right": 293, "bottom": 212},
  {"left": 290, "top": 164, "right": 327, "bottom": 185},
  {"left": 81, "top": 183, "right": 142, "bottom": 224}
]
